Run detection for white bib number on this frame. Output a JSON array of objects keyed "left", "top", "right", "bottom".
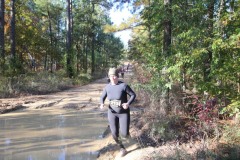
[{"left": 110, "top": 100, "right": 121, "bottom": 107}]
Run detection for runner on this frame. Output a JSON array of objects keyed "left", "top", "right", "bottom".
[
  {"left": 100, "top": 67, "right": 136, "bottom": 157},
  {"left": 120, "top": 66, "right": 125, "bottom": 78},
  {"left": 126, "top": 63, "right": 130, "bottom": 72}
]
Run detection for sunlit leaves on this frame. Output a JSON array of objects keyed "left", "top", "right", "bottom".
[
  {"left": 128, "top": 0, "right": 240, "bottom": 105},
  {"left": 221, "top": 100, "right": 240, "bottom": 117}
]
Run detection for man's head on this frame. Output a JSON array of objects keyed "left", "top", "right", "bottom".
[
  {"left": 108, "top": 67, "right": 119, "bottom": 85},
  {"left": 108, "top": 67, "right": 119, "bottom": 77}
]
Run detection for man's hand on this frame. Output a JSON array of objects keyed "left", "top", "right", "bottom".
[
  {"left": 122, "top": 103, "right": 129, "bottom": 109},
  {"left": 100, "top": 104, "right": 104, "bottom": 109}
]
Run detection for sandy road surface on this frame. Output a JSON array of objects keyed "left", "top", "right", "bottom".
[
  {"left": 0, "top": 70, "right": 150, "bottom": 160},
  {"left": 0, "top": 78, "right": 108, "bottom": 113}
]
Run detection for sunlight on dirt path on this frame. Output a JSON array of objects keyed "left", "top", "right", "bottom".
[
  {"left": 0, "top": 63, "right": 146, "bottom": 160},
  {"left": 0, "top": 77, "right": 111, "bottom": 160},
  {"left": 23, "top": 78, "right": 107, "bottom": 111}
]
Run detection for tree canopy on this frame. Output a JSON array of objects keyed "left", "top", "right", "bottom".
[
  {"left": 0, "top": 0, "right": 124, "bottom": 77},
  {"left": 0, "top": 0, "right": 239, "bottom": 116}
]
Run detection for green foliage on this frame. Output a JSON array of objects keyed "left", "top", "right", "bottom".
[
  {"left": 150, "top": 116, "right": 180, "bottom": 141},
  {"left": 128, "top": 2, "right": 240, "bottom": 158},
  {"left": 220, "top": 100, "right": 240, "bottom": 117},
  {"left": 129, "top": 0, "right": 240, "bottom": 108},
  {"left": 3, "top": 56, "right": 24, "bottom": 76},
  {"left": 72, "top": 73, "right": 92, "bottom": 85},
  {"left": 0, "top": 71, "right": 72, "bottom": 98},
  {"left": 0, "top": 0, "right": 124, "bottom": 78},
  {"left": 0, "top": 58, "right": 6, "bottom": 74}
]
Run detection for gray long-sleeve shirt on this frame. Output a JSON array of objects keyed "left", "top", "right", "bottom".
[{"left": 100, "top": 81, "right": 136, "bottom": 113}]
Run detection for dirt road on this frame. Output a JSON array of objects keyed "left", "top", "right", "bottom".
[
  {"left": 1, "top": 69, "right": 208, "bottom": 160},
  {"left": 0, "top": 71, "right": 146, "bottom": 160},
  {"left": 0, "top": 77, "right": 112, "bottom": 159},
  {"left": 0, "top": 78, "right": 106, "bottom": 113}
]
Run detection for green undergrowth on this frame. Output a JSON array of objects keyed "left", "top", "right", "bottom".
[
  {"left": 0, "top": 70, "right": 103, "bottom": 98},
  {"left": 131, "top": 63, "right": 240, "bottom": 160}
]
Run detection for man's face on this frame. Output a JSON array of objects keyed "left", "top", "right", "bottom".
[{"left": 109, "top": 75, "right": 118, "bottom": 84}]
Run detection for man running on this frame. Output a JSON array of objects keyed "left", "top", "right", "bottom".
[{"left": 100, "top": 67, "right": 136, "bottom": 157}]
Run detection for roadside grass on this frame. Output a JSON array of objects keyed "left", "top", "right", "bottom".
[
  {"left": 131, "top": 63, "right": 240, "bottom": 160},
  {"left": 132, "top": 88, "right": 240, "bottom": 159},
  {"left": 0, "top": 70, "right": 103, "bottom": 98}
]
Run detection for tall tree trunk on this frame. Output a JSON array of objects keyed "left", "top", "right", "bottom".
[
  {"left": 83, "top": 33, "right": 87, "bottom": 72},
  {"left": 163, "top": 0, "right": 172, "bottom": 114},
  {"left": 66, "top": 0, "right": 73, "bottom": 77},
  {"left": 47, "top": 9, "right": 54, "bottom": 73},
  {"left": 0, "top": 0, "right": 4, "bottom": 59},
  {"left": 217, "top": 0, "right": 225, "bottom": 33},
  {"left": 163, "top": 0, "right": 172, "bottom": 56},
  {"left": 85, "top": 34, "right": 89, "bottom": 73},
  {"left": 10, "top": 0, "right": 16, "bottom": 59},
  {"left": 0, "top": 0, "right": 5, "bottom": 74},
  {"left": 147, "top": 0, "right": 152, "bottom": 41},
  {"left": 203, "top": 0, "right": 214, "bottom": 82},
  {"left": 76, "top": 42, "right": 80, "bottom": 73},
  {"left": 91, "top": 3, "right": 95, "bottom": 74}
]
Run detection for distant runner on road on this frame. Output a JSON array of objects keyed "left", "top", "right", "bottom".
[
  {"left": 126, "top": 63, "right": 130, "bottom": 72},
  {"left": 120, "top": 66, "right": 125, "bottom": 79}
]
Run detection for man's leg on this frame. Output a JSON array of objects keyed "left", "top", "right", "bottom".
[
  {"left": 118, "top": 112, "right": 130, "bottom": 157},
  {"left": 119, "top": 111, "right": 130, "bottom": 138},
  {"left": 108, "top": 109, "right": 124, "bottom": 148}
]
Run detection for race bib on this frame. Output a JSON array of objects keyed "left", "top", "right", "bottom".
[{"left": 110, "top": 100, "right": 121, "bottom": 107}]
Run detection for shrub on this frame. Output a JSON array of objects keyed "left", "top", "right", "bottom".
[{"left": 0, "top": 71, "right": 87, "bottom": 98}]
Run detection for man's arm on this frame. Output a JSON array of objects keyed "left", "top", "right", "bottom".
[
  {"left": 100, "top": 88, "right": 107, "bottom": 109},
  {"left": 126, "top": 85, "right": 136, "bottom": 105},
  {"left": 122, "top": 85, "right": 136, "bottom": 109}
]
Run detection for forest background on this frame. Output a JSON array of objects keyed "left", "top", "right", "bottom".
[{"left": 0, "top": 0, "right": 239, "bottom": 159}]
